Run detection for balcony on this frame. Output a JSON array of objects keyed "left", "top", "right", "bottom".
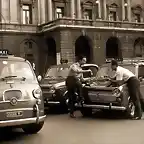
[
  {"left": 38, "top": 17, "right": 144, "bottom": 32},
  {"left": 0, "top": 23, "right": 37, "bottom": 33}
]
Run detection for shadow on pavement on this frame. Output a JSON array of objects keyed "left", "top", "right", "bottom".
[
  {"left": 75, "top": 110, "right": 132, "bottom": 121},
  {"left": 45, "top": 107, "right": 68, "bottom": 115},
  {"left": 0, "top": 128, "right": 39, "bottom": 143}
]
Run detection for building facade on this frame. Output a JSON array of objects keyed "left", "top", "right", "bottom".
[{"left": 1, "top": 0, "right": 144, "bottom": 75}]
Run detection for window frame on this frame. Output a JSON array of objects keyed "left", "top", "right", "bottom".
[
  {"left": 22, "top": 4, "right": 32, "bottom": 24},
  {"left": 83, "top": 9, "right": 92, "bottom": 20},
  {"left": 56, "top": 7, "right": 64, "bottom": 19}
]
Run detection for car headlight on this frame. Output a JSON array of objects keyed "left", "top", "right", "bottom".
[
  {"left": 50, "top": 87, "right": 56, "bottom": 93},
  {"left": 112, "top": 88, "right": 121, "bottom": 97},
  {"left": 33, "top": 87, "right": 42, "bottom": 99}
]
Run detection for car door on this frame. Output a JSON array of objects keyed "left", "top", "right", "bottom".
[{"left": 138, "top": 64, "right": 144, "bottom": 100}]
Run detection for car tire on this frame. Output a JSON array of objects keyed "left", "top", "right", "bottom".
[
  {"left": 22, "top": 121, "right": 44, "bottom": 134},
  {"left": 80, "top": 108, "right": 92, "bottom": 117}
]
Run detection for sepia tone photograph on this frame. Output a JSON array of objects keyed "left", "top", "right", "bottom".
[{"left": 0, "top": 0, "right": 144, "bottom": 144}]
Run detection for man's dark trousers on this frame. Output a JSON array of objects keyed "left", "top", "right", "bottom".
[
  {"left": 127, "top": 77, "right": 142, "bottom": 118},
  {"left": 66, "top": 76, "right": 82, "bottom": 114}
]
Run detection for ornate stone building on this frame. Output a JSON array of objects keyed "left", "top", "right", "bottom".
[{"left": 1, "top": 0, "right": 144, "bottom": 75}]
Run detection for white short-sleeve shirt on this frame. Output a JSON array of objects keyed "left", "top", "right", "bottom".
[{"left": 112, "top": 66, "right": 135, "bottom": 81}]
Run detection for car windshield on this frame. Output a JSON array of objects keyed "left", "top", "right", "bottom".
[
  {"left": 0, "top": 60, "right": 35, "bottom": 80},
  {"left": 45, "top": 66, "right": 69, "bottom": 79},
  {"left": 96, "top": 66, "right": 110, "bottom": 80},
  {"left": 96, "top": 64, "right": 136, "bottom": 80}
]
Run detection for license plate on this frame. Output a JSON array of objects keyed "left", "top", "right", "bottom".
[{"left": 6, "top": 111, "right": 23, "bottom": 118}]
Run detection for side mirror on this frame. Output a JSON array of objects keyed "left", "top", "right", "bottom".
[{"left": 37, "top": 75, "right": 42, "bottom": 82}]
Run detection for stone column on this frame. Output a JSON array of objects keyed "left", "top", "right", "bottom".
[
  {"left": 10, "top": 0, "right": 18, "bottom": 23},
  {"left": 122, "top": 0, "right": 125, "bottom": 20},
  {"left": 71, "top": 0, "right": 75, "bottom": 18},
  {"left": 98, "top": 0, "right": 101, "bottom": 18},
  {"left": 1, "top": 0, "right": 10, "bottom": 23},
  {"left": 127, "top": 0, "right": 131, "bottom": 22},
  {"left": 37, "top": 0, "right": 41, "bottom": 24},
  {"left": 103, "top": 0, "right": 107, "bottom": 20},
  {"left": 77, "top": 0, "right": 81, "bottom": 19},
  {"left": 48, "top": 0, "right": 52, "bottom": 21},
  {"left": 41, "top": 0, "right": 46, "bottom": 24}
]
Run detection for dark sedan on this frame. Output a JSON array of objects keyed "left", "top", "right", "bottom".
[{"left": 40, "top": 63, "right": 98, "bottom": 112}]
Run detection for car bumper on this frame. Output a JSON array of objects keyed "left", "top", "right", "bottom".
[
  {"left": 44, "top": 98, "right": 61, "bottom": 105},
  {"left": 75, "top": 103, "right": 126, "bottom": 111},
  {"left": 0, "top": 115, "right": 46, "bottom": 127}
]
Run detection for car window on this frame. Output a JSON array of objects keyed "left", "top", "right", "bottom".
[
  {"left": 138, "top": 65, "right": 144, "bottom": 78},
  {"left": 96, "top": 66, "right": 110, "bottom": 79},
  {"left": 82, "top": 66, "right": 98, "bottom": 78},
  {"left": 0, "top": 60, "right": 35, "bottom": 80},
  {"left": 45, "top": 66, "right": 70, "bottom": 79}
]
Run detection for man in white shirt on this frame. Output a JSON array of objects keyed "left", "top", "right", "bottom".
[
  {"left": 109, "top": 59, "right": 142, "bottom": 120},
  {"left": 66, "top": 56, "right": 92, "bottom": 118}
]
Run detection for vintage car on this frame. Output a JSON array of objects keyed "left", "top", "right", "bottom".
[
  {"left": 75, "top": 58, "right": 144, "bottom": 119},
  {"left": 40, "top": 63, "right": 98, "bottom": 112},
  {"left": 0, "top": 50, "right": 46, "bottom": 133}
]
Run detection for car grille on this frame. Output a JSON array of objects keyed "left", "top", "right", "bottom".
[
  {"left": 4, "top": 90, "right": 22, "bottom": 101},
  {"left": 41, "top": 87, "right": 51, "bottom": 91},
  {"left": 88, "top": 91, "right": 116, "bottom": 102}
]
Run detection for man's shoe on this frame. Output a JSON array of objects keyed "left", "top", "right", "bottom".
[
  {"left": 133, "top": 116, "right": 141, "bottom": 120},
  {"left": 70, "top": 113, "right": 76, "bottom": 118}
]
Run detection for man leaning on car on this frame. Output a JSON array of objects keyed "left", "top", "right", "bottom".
[
  {"left": 66, "top": 55, "right": 92, "bottom": 118},
  {"left": 108, "top": 59, "right": 142, "bottom": 120}
]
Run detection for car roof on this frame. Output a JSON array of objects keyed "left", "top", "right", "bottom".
[
  {"left": 50, "top": 63, "right": 72, "bottom": 68},
  {"left": 0, "top": 55, "right": 25, "bottom": 62},
  {"left": 105, "top": 58, "right": 144, "bottom": 66},
  {"left": 82, "top": 63, "right": 99, "bottom": 68},
  {"left": 50, "top": 63, "right": 99, "bottom": 68}
]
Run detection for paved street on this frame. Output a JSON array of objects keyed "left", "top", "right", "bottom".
[{"left": 0, "top": 111, "right": 144, "bottom": 144}]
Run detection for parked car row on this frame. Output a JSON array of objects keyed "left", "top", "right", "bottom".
[
  {"left": 1, "top": 49, "right": 144, "bottom": 134},
  {"left": 40, "top": 58, "right": 144, "bottom": 120}
]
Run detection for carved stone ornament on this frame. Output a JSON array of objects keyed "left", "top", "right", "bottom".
[
  {"left": 132, "top": 5, "right": 142, "bottom": 14},
  {"left": 107, "top": 3, "right": 118, "bottom": 11}
]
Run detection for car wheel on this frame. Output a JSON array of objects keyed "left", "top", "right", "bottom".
[
  {"left": 22, "top": 121, "right": 44, "bottom": 134},
  {"left": 126, "top": 100, "right": 136, "bottom": 119},
  {"left": 80, "top": 108, "right": 92, "bottom": 117}
]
